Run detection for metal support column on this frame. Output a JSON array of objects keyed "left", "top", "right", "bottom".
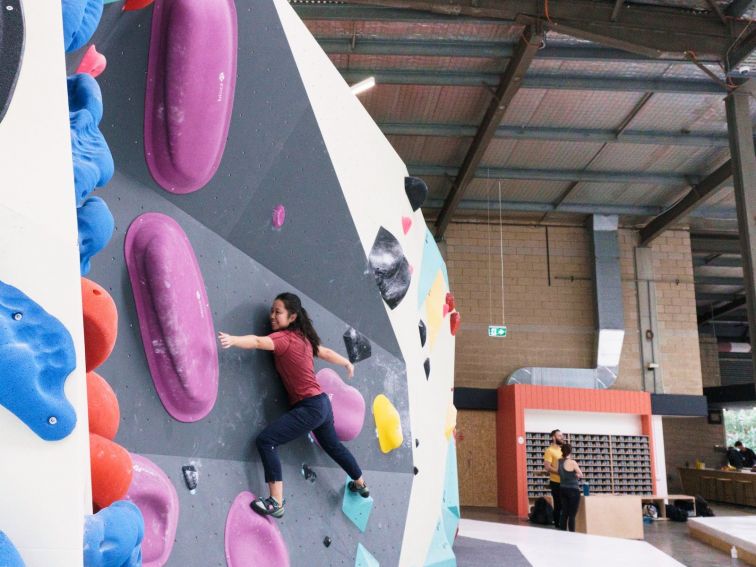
[
  {"left": 635, "top": 247, "right": 663, "bottom": 393},
  {"left": 725, "top": 82, "right": 756, "bottom": 383}
]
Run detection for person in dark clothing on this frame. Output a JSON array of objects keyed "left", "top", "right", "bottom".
[
  {"left": 727, "top": 445, "right": 745, "bottom": 468},
  {"left": 558, "top": 443, "right": 584, "bottom": 532},
  {"left": 736, "top": 441, "right": 756, "bottom": 467},
  {"left": 218, "top": 292, "right": 369, "bottom": 518},
  {"left": 543, "top": 429, "right": 564, "bottom": 528}
]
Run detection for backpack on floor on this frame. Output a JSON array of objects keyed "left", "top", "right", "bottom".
[
  {"left": 695, "top": 495, "right": 715, "bottom": 517},
  {"left": 529, "top": 497, "right": 554, "bottom": 526},
  {"left": 665, "top": 504, "right": 688, "bottom": 522}
]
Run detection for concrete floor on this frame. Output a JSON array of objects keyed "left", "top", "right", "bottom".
[{"left": 461, "top": 503, "right": 755, "bottom": 567}]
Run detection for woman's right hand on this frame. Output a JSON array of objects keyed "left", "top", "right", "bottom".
[{"left": 218, "top": 332, "right": 236, "bottom": 349}]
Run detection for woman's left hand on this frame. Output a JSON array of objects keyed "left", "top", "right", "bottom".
[{"left": 345, "top": 362, "right": 354, "bottom": 379}]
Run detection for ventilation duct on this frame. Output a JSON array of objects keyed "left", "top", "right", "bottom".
[{"left": 507, "top": 215, "right": 625, "bottom": 389}]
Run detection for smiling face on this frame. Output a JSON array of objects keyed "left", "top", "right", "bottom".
[{"left": 270, "top": 299, "right": 296, "bottom": 331}]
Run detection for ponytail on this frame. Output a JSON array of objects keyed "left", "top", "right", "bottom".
[{"left": 275, "top": 292, "right": 321, "bottom": 355}]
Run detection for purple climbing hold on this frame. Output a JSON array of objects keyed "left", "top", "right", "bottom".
[
  {"left": 343, "top": 327, "right": 371, "bottom": 363},
  {"left": 0, "top": 279, "right": 76, "bottom": 440},
  {"left": 315, "top": 368, "right": 365, "bottom": 442},
  {"left": 272, "top": 204, "right": 286, "bottom": 230},
  {"left": 144, "top": 0, "right": 238, "bottom": 194},
  {"left": 77, "top": 196, "right": 114, "bottom": 276},
  {"left": 405, "top": 176, "right": 428, "bottom": 211},
  {"left": 225, "top": 491, "right": 289, "bottom": 567},
  {"left": 125, "top": 454, "right": 179, "bottom": 567},
  {"left": 368, "top": 227, "right": 410, "bottom": 310},
  {"left": 125, "top": 213, "right": 219, "bottom": 422}
]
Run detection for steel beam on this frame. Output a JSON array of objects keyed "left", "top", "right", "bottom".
[
  {"left": 726, "top": 28, "right": 756, "bottom": 71},
  {"left": 698, "top": 296, "right": 748, "bottom": 324},
  {"left": 695, "top": 276, "right": 744, "bottom": 286},
  {"left": 435, "top": 24, "right": 543, "bottom": 239},
  {"left": 639, "top": 160, "right": 733, "bottom": 246},
  {"left": 424, "top": 198, "right": 661, "bottom": 216},
  {"left": 316, "top": 37, "right": 710, "bottom": 62},
  {"left": 696, "top": 291, "right": 745, "bottom": 300},
  {"left": 690, "top": 234, "right": 741, "bottom": 254},
  {"left": 725, "top": 0, "right": 756, "bottom": 18},
  {"left": 726, "top": 80, "right": 756, "bottom": 383},
  {"left": 333, "top": 0, "right": 750, "bottom": 59},
  {"left": 411, "top": 164, "right": 696, "bottom": 185},
  {"left": 380, "top": 122, "right": 732, "bottom": 147},
  {"left": 338, "top": 68, "right": 726, "bottom": 93},
  {"left": 694, "top": 256, "right": 743, "bottom": 268},
  {"left": 292, "top": 3, "right": 505, "bottom": 23}
]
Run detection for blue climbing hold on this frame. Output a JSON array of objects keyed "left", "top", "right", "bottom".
[
  {"left": 418, "top": 228, "right": 449, "bottom": 306},
  {"left": 68, "top": 74, "right": 113, "bottom": 206},
  {"left": 355, "top": 543, "right": 379, "bottom": 567},
  {"left": 342, "top": 477, "right": 374, "bottom": 533},
  {"left": 84, "top": 500, "right": 144, "bottom": 567},
  {"left": 423, "top": 518, "right": 456, "bottom": 567},
  {"left": 62, "top": 0, "right": 104, "bottom": 53},
  {"left": 77, "top": 196, "right": 114, "bottom": 275},
  {"left": 0, "top": 531, "right": 25, "bottom": 567},
  {"left": 0, "top": 279, "right": 77, "bottom": 440}
]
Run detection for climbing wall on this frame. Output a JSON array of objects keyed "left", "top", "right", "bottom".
[{"left": 3, "top": 0, "right": 457, "bottom": 565}]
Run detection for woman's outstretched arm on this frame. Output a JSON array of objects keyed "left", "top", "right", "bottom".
[
  {"left": 317, "top": 346, "right": 354, "bottom": 378},
  {"left": 218, "top": 332, "right": 275, "bottom": 351}
]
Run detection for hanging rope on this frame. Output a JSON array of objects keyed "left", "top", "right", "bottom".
[
  {"left": 487, "top": 169, "right": 493, "bottom": 326},
  {"left": 498, "top": 180, "right": 506, "bottom": 325}
]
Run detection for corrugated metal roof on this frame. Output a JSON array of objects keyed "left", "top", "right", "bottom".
[
  {"left": 481, "top": 139, "right": 606, "bottom": 170},
  {"left": 387, "top": 135, "right": 469, "bottom": 165},
  {"left": 464, "top": 178, "right": 573, "bottom": 203},
  {"left": 562, "top": 182, "right": 687, "bottom": 208}
]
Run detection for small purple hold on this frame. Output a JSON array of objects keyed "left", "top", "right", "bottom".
[{"left": 272, "top": 204, "right": 286, "bottom": 230}]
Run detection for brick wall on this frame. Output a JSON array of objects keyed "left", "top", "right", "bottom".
[
  {"left": 662, "top": 416, "right": 726, "bottom": 493},
  {"left": 445, "top": 222, "right": 702, "bottom": 395},
  {"left": 699, "top": 334, "right": 722, "bottom": 388}
]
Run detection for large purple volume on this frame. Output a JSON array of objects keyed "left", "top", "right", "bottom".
[
  {"left": 144, "top": 0, "right": 237, "bottom": 194},
  {"left": 124, "top": 213, "right": 218, "bottom": 421},
  {"left": 225, "top": 492, "right": 289, "bottom": 567}
]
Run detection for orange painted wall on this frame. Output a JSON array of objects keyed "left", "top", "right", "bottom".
[{"left": 497, "top": 384, "right": 655, "bottom": 517}]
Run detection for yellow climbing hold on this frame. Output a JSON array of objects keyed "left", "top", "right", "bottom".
[
  {"left": 424, "top": 271, "right": 447, "bottom": 350},
  {"left": 372, "top": 394, "right": 403, "bottom": 453},
  {"left": 444, "top": 403, "right": 457, "bottom": 441}
]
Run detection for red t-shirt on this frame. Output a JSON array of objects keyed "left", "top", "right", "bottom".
[{"left": 269, "top": 330, "right": 322, "bottom": 405}]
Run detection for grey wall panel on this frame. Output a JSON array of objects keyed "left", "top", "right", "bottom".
[{"left": 84, "top": 1, "right": 402, "bottom": 360}]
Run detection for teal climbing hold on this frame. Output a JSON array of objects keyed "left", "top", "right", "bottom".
[
  {"left": 423, "top": 518, "right": 456, "bottom": 567},
  {"left": 443, "top": 437, "right": 460, "bottom": 519},
  {"left": 355, "top": 543, "right": 379, "bottom": 567},
  {"left": 342, "top": 477, "right": 374, "bottom": 533},
  {"left": 418, "top": 228, "right": 449, "bottom": 305}
]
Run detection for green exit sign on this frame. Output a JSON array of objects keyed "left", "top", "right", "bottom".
[{"left": 488, "top": 325, "right": 507, "bottom": 337}]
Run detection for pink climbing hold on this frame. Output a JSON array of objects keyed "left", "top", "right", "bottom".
[
  {"left": 225, "top": 491, "right": 289, "bottom": 567},
  {"left": 272, "top": 204, "right": 286, "bottom": 230},
  {"left": 315, "top": 368, "right": 365, "bottom": 442},
  {"left": 442, "top": 303, "right": 450, "bottom": 317},
  {"left": 408, "top": 265, "right": 414, "bottom": 275},
  {"left": 125, "top": 213, "right": 219, "bottom": 422},
  {"left": 76, "top": 45, "right": 107, "bottom": 78},
  {"left": 445, "top": 292, "right": 456, "bottom": 312},
  {"left": 402, "top": 216, "right": 412, "bottom": 235},
  {"left": 125, "top": 454, "right": 179, "bottom": 567}
]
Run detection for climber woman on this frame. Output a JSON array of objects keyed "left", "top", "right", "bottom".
[{"left": 217, "top": 292, "right": 369, "bottom": 518}]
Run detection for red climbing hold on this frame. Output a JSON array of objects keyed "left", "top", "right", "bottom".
[
  {"left": 90, "top": 433, "right": 133, "bottom": 509},
  {"left": 402, "top": 216, "right": 412, "bottom": 235},
  {"left": 445, "top": 292, "right": 455, "bottom": 312},
  {"left": 76, "top": 45, "right": 107, "bottom": 78},
  {"left": 82, "top": 278, "right": 118, "bottom": 372},
  {"left": 450, "top": 312, "right": 461, "bottom": 336},
  {"left": 442, "top": 303, "right": 450, "bottom": 317},
  {"left": 87, "top": 371, "right": 120, "bottom": 440},
  {"left": 123, "top": 0, "right": 155, "bottom": 10}
]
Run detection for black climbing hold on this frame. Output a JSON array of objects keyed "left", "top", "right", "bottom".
[
  {"left": 182, "top": 465, "right": 198, "bottom": 491},
  {"left": 323, "top": 536, "right": 332, "bottom": 548},
  {"left": 342, "top": 327, "right": 372, "bottom": 363},
  {"left": 413, "top": 466, "right": 419, "bottom": 475},
  {"left": 368, "top": 227, "right": 410, "bottom": 310},
  {"left": 404, "top": 176, "right": 428, "bottom": 211},
  {"left": 418, "top": 320, "right": 427, "bottom": 347},
  {"left": 0, "top": 0, "right": 24, "bottom": 126},
  {"left": 415, "top": 438, "right": 420, "bottom": 448},
  {"left": 301, "top": 464, "right": 317, "bottom": 483},
  {"left": 424, "top": 358, "right": 430, "bottom": 379}
]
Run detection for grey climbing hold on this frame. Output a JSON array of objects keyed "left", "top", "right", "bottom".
[
  {"left": 182, "top": 464, "right": 198, "bottom": 492},
  {"left": 301, "top": 464, "right": 317, "bottom": 483},
  {"left": 404, "top": 176, "right": 428, "bottom": 211},
  {"left": 323, "top": 536, "right": 331, "bottom": 548},
  {"left": 424, "top": 358, "right": 430, "bottom": 380},
  {"left": 368, "top": 227, "right": 410, "bottom": 310},
  {"left": 418, "top": 320, "right": 426, "bottom": 347}
]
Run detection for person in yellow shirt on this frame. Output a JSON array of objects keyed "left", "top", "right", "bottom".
[{"left": 543, "top": 429, "right": 564, "bottom": 528}]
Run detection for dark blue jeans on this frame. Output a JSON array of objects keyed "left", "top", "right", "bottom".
[{"left": 256, "top": 393, "right": 363, "bottom": 483}]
